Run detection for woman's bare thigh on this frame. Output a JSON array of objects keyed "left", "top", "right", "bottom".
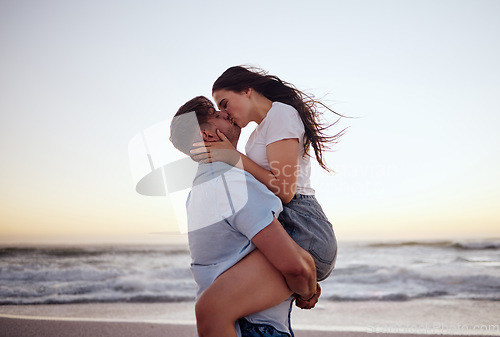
[{"left": 196, "top": 249, "right": 293, "bottom": 322}]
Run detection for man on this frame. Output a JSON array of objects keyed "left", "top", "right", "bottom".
[{"left": 170, "top": 96, "right": 320, "bottom": 337}]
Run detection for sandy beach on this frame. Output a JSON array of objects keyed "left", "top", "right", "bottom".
[
  {"left": 0, "top": 316, "right": 472, "bottom": 337},
  {"left": 1, "top": 299, "right": 498, "bottom": 336}
]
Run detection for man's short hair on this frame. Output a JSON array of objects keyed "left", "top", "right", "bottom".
[{"left": 170, "top": 96, "right": 215, "bottom": 155}]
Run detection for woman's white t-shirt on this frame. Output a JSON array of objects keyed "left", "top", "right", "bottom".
[{"left": 245, "top": 101, "right": 315, "bottom": 195}]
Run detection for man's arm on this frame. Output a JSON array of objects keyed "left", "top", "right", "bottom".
[{"left": 251, "top": 217, "right": 316, "bottom": 299}]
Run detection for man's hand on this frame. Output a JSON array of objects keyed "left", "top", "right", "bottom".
[
  {"left": 190, "top": 130, "right": 240, "bottom": 166},
  {"left": 295, "top": 283, "right": 321, "bottom": 309}
]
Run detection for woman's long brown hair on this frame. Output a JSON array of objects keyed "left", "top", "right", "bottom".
[{"left": 212, "top": 66, "right": 346, "bottom": 171}]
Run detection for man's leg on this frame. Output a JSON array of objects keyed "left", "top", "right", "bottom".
[{"left": 195, "top": 249, "right": 293, "bottom": 337}]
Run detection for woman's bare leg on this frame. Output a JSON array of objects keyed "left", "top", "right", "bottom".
[{"left": 195, "top": 249, "right": 293, "bottom": 337}]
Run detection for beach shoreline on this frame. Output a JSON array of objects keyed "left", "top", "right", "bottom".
[{"left": 1, "top": 299, "right": 498, "bottom": 336}]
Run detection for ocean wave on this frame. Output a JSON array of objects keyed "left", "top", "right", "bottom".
[
  {"left": 0, "top": 245, "right": 196, "bottom": 305},
  {"left": 325, "top": 290, "right": 450, "bottom": 302},
  {"left": 365, "top": 239, "right": 500, "bottom": 250},
  {"left": 0, "top": 268, "right": 197, "bottom": 305},
  {"left": 0, "top": 293, "right": 196, "bottom": 305},
  {"left": 1, "top": 242, "right": 498, "bottom": 304},
  {"left": 450, "top": 241, "right": 500, "bottom": 250},
  {"left": 319, "top": 260, "right": 500, "bottom": 302},
  {"left": 366, "top": 241, "right": 454, "bottom": 248},
  {"left": 0, "top": 246, "right": 190, "bottom": 258}
]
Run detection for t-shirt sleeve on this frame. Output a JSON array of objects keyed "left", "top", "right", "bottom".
[
  {"left": 262, "top": 103, "right": 305, "bottom": 146},
  {"left": 216, "top": 168, "right": 282, "bottom": 240}
]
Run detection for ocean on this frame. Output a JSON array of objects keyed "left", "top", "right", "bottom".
[{"left": 1, "top": 240, "right": 499, "bottom": 305}]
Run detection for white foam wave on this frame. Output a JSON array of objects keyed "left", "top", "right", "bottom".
[{"left": 1, "top": 242, "right": 498, "bottom": 304}]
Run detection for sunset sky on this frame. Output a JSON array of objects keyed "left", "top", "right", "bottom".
[{"left": 1, "top": 0, "right": 499, "bottom": 244}]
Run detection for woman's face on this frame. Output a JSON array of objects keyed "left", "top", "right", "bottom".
[{"left": 213, "top": 89, "right": 252, "bottom": 128}]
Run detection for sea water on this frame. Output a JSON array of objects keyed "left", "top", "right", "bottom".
[{"left": 1, "top": 240, "right": 499, "bottom": 305}]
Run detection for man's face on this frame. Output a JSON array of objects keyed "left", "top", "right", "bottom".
[{"left": 205, "top": 110, "right": 241, "bottom": 146}]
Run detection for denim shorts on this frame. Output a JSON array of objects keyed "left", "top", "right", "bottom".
[
  {"left": 277, "top": 194, "right": 337, "bottom": 281},
  {"left": 238, "top": 317, "right": 291, "bottom": 337}
]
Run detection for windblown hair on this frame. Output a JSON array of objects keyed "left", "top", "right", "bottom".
[
  {"left": 169, "top": 96, "right": 215, "bottom": 155},
  {"left": 212, "top": 66, "right": 345, "bottom": 171}
]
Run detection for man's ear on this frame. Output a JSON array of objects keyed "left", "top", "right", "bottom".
[
  {"left": 244, "top": 88, "right": 252, "bottom": 98},
  {"left": 200, "top": 129, "right": 218, "bottom": 142}
]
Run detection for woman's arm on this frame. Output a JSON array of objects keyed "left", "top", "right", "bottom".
[
  {"left": 251, "top": 217, "right": 316, "bottom": 298},
  {"left": 264, "top": 138, "right": 300, "bottom": 203},
  {"left": 191, "top": 130, "right": 300, "bottom": 203}
]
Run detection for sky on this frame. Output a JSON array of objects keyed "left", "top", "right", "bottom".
[{"left": 1, "top": 0, "right": 499, "bottom": 244}]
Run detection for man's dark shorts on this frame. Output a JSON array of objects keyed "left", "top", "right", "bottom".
[{"left": 238, "top": 317, "right": 292, "bottom": 337}]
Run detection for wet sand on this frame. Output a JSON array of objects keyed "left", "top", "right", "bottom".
[{"left": 1, "top": 299, "right": 498, "bottom": 336}]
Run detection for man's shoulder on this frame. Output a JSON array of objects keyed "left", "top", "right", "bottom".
[
  {"left": 198, "top": 162, "right": 262, "bottom": 189},
  {"left": 221, "top": 164, "right": 275, "bottom": 198},
  {"left": 189, "top": 161, "right": 281, "bottom": 228},
  {"left": 190, "top": 162, "right": 268, "bottom": 205},
  {"left": 195, "top": 162, "right": 248, "bottom": 180}
]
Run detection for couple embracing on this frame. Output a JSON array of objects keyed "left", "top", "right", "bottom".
[{"left": 169, "top": 66, "right": 341, "bottom": 337}]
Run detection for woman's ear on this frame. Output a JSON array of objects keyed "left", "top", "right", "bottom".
[{"left": 244, "top": 88, "right": 252, "bottom": 98}]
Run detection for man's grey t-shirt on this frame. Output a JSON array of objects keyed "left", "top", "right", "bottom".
[{"left": 187, "top": 162, "right": 293, "bottom": 336}]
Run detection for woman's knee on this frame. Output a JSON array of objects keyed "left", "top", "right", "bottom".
[
  {"left": 195, "top": 294, "right": 234, "bottom": 336},
  {"left": 195, "top": 296, "right": 213, "bottom": 328}
]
